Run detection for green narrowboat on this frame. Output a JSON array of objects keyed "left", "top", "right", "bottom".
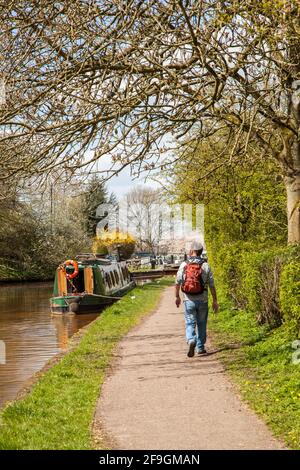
[{"left": 50, "top": 254, "right": 135, "bottom": 314}]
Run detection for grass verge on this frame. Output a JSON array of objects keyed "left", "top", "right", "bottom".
[
  {"left": 209, "top": 289, "right": 300, "bottom": 449},
  {"left": 0, "top": 278, "right": 172, "bottom": 450}
]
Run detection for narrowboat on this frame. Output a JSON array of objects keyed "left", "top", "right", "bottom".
[{"left": 50, "top": 254, "right": 135, "bottom": 314}]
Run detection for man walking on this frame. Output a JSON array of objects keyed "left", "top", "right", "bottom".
[{"left": 175, "top": 241, "right": 219, "bottom": 357}]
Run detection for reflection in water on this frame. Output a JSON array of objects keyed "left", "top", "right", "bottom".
[
  {"left": 0, "top": 282, "right": 98, "bottom": 408},
  {"left": 51, "top": 313, "right": 99, "bottom": 350}
]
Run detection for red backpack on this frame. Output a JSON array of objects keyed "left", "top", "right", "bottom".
[{"left": 181, "top": 262, "right": 205, "bottom": 295}]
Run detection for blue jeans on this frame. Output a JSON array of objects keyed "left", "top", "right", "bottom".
[{"left": 184, "top": 300, "right": 208, "bottom": 350}]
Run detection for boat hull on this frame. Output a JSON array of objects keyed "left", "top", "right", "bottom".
[{"left": 50, "top": 281, "right": 135, "bottom": 314}]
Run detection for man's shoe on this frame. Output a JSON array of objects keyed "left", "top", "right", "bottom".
[
  {"left": 187, "top": 340, "right": 196, "bottom": 358},
  {"left": 197, "top": 348, "right": 207, "bottom": 355}
]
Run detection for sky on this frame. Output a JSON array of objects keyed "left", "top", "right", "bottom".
[
  {"left": 94, "top": 154, "right": 163, "bottom": 200},
  {"left": 107, "top": 166, "right": 161, "bottom": 199}
]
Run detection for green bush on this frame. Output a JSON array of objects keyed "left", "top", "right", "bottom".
[
  {"left": 209, "top": 242, "right": 300, "bottom": 331},
  {"left": 238, "top": 249, "right": 284, "bottom": 327},
  {"left": 238, "top": 251, "right": 262, "bottom": 313},
  {"left": 280, "top": 261, "right": 300, "bottom": 334},
  {"left": 207, "top": 240, "right": 253, "bottom": 308}
]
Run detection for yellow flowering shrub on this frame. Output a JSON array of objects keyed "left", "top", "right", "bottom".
[{"left": 93, "top": 230, "right": 136, "bottom": 260}]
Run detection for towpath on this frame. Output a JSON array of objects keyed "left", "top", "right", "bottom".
[{"left": 94, "top": 287, "right": 285, "bottom": 450}]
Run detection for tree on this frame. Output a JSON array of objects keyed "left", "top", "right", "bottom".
[
  {"left": 82, "top": 176, "right": 109, "bottom": 237},
  {"left": 124, "top": 186, "right": 162, "bottom": 252},
  {"left": 169, "top": 131, "right": 287, "bottom": 245},
  {"left": 0, "top": 177, "right": 90, "bottom": 279},
  {"left": 1, "top": 1, "right": 299, "bottom": 242}
]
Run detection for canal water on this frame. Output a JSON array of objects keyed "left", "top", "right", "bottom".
[{"left": 0, "top": 282, "right": 98, "bottom": 408}]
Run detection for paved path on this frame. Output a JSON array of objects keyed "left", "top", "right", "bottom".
[{"left": 94, "top": 287, "right": 285, "bottom": 450}]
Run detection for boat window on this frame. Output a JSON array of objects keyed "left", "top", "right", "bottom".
[
  {"left": 110, "top": 272, "right": 116, "bottom": 286},
  {"left": 110, "top": 271, "right": 116, "bottom": 286},
  {"left": 124, "top": 266, "right": 130, "bottom": 280},
  {"left": 114, "top": 270, "right": 119, "bottom": 284},
  {"left": 105, "top": 272, "right": 112, "bottom": 288}
]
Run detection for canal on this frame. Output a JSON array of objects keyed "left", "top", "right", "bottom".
[{"left": 0, "top": 282, "right": 98, "bottom": 408}]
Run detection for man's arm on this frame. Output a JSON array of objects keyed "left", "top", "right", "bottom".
[
  {"left": 209, "top": 285, "right": 219, "bottom": 313},
  {"left": 175, "top": 262, "right": 185, "bottom": 308},
  {"left": 175, "top": 283, "right": 181, "bottom": 308},
  {"left": 206, "top": 264, "right": 219, "bottom": 313}
]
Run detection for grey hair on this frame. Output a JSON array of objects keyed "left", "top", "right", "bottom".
[{"left": 189, "top": 240, "right": 203, "bottom": 252}]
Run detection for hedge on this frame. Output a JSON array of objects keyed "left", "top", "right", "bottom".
[
  {"left": 280, "top": 261, "right": 300, "bottom": 332},
  {"left": 209, "top": 242, "right": 300, "bottom": 332}
]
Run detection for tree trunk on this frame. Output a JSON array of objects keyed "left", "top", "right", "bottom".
[
  {"left": 284, "top": 143, "right": 300, "bottom": 244},
  {"left": 285, "top": 36, "right": 300, "bottom": 244}
]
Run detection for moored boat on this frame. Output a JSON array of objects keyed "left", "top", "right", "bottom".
[{"left": 50, "top": 254, "right": 135, "bottom": 314}]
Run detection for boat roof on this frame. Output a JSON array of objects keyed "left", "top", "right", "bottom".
[{"left": 75, "top": 253, "right": 111, "bottom": 264}]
